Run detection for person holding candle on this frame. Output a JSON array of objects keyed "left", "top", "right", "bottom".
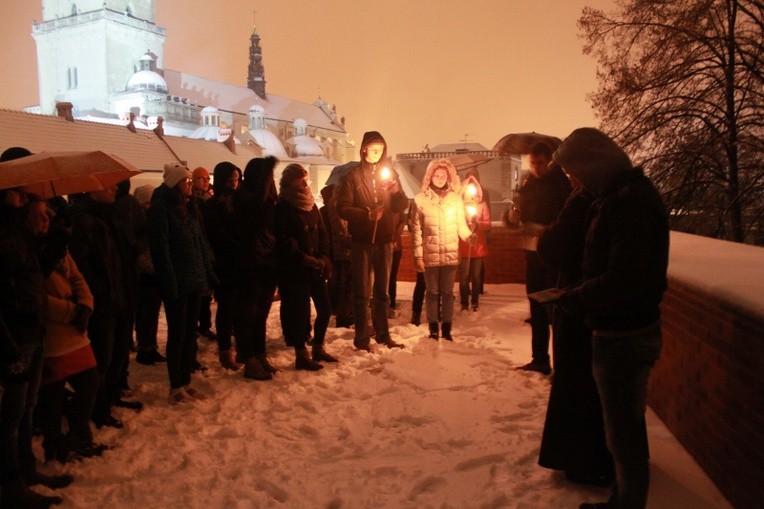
[
  {"left": 336, "top": 131, "right": 409, "bottom": 351},
  {"left": 458, "top": 175, "right": 491, "bottom": 312},
  {"left": 410, "top": 159, "right": 474, "bottom": 341}
]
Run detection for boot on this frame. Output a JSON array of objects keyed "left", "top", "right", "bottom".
[
  {"left": 411, "top": 311, "right": 421, "bottom": 326},
  {"left": 219, "top": 349, "right": 242, "bottom": 371},
  {"left": 312, "top": 343, "right": 339, "bottom": 363},
  {"left": 255, "top": 353, "right": 278, "bottom": 373},
  {"left": 441, "top": 322, "right": 453, "bottom": 341},
  {"left": 244, "top": 357, "right": 272, "bottom": 381},
  {"left": 429, "top": 322, "right": 439, "bottom": 340},
  {"left": 295, "top": 348, "right": 323, "bottom": 371}
]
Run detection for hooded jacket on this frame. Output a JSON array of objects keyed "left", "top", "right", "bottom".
[
  {"left": 458, "top": 175, "right": 491, "bottom": 259},
  {"left": 410, "top": 159, "right": 473, "bottom": 268},
  {"left": 553, "top": 128, "right": 670, "bottom": 331},
  {"left": 336, "top": 131, "right": 409, "bottom": 245},
  {"left": 201, "top": 162, "right": 243, "bottom": 284}
]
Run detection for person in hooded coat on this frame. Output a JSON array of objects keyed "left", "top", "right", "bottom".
[
  {"left": 552, "top": 128, "right": 669, "bottom": 509},
  {"left": 410, "top": 159, "right": 473, "bottom": 341},
  {"left": 201, "top": 162, "right": 243, "bottom": 371},
  {"left": 232, "top": 157, "right": 279, "bottom": 380},
  {"left": 275, "top": 164, "right": 338, "bottom": 370},
  {"left": 458, "top": 174, "right": 491, "bottom": 312},
  {"left": 336, "top": 131, "right": 409, "bottom": 351}
]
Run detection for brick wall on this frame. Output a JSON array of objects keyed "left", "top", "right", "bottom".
[
  {"left": 650, "top": 278, "right": 764, "bottom": 508},
  {"left": 397, "top": 227, "right": 528, "bottom": 284}
]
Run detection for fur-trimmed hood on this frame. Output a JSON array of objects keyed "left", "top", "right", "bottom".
[{"left": 421, "top": 158, "right": 460, "bottom": 194}]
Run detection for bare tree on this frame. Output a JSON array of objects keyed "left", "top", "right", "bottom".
[{"left": 580, "top": 0, "right": 764, "bottom": 244}]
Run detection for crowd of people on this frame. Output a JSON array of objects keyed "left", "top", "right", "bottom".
[{"left": 0, "top": 127, "right": 669, "bottom": 509}]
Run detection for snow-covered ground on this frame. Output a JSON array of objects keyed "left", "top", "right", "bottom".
[{"left": 34, "top": 283, "right": 732, "bottom": 508}]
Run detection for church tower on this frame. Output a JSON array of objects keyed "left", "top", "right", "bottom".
[
  {"left": 32, "top": 0, "right": 166, "bottom": 115},
  {"left": 246, "top": 23, "right": 267, "bottom": 100}
]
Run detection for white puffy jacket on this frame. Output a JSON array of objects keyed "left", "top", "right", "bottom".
[{"left": 411, "top": 188, "right": 472, "bottom": 268}]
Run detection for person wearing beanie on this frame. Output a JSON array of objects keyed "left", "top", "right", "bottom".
[
  {"left": 511, "top": 143, "right": 572, "bottom": 376},
  {"left": 275, "top": 163, "right": 337, "bottom": 370},
  {"left": 410, "top": 159, "right": 473, "bottom": 341},
  {"left": 148, "top": 163, "right": 217, "bottom": 404},
  {"left": 335, "top": 131, "right": 409, "bottom": 351},
  {"left": 551, "top": 128, "right": 669, "bottom": 509},
  {"left": 200, "top": 161, "right": 243, "bottom": 370},
  {"left": 231, "top": 156, "right": 279, "bottom": 380}
]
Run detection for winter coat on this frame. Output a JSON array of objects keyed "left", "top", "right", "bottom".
[
  {"left": 0, "top": 206, "right": 46, "bottom": 364},
  {"left": 43, "top": 251, "right": 94, "bottom": 358},
  {"left": 275, "top": 201, "right": 330, "bottom": 279},
  {"left": 516, "top": 166, "right": 571, "bottom": 227},
  {"left": 202, "top": 193, "right": 241, "bottom": 285},
  {"left": 233, "top": 186, "right": 278, "bottom": 284},
  {"left": 458, "top": 175, "right": 491, "bottom": 259},
  {"left": 147, "top": 184, "right": 217, "bottom": 300},
  {"left": 411, "top": 162, "right": 472, "bottom": 268},
  {"left": 68, "top": 195, "right": 126, "bottom": 316},
  {"left": 336, "top": 162, "right": 409, "bottom": 245},
  {"left": 320, "top": 185, "right": 351, "bottom": 261},
  {"left": 571, "top": 168, "right": 669, "bottom": 332}
]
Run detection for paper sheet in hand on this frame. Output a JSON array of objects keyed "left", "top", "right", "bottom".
[{"left": 528, "top": 288, "right": 564, "bottom": 304}]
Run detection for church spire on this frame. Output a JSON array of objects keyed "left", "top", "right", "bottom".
[{"left": 247, "top": 10, "right": 266, "bottom": 99}]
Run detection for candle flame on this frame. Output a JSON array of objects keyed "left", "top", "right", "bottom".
[
  {"left": 380, "top": 167, "right": 391, "bottom": 180},
  {"left": 466, "top": 205, "right": 477, "bottom": 217}
]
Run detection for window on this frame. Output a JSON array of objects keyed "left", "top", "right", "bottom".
[{"left": 67, "top": 67, "right": 78, "bottom": 90}]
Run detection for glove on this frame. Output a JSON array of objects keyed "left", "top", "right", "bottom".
[
  {"left": 303, "top": 255, "right": 325, "bottom": 272},
  {"left": 71, "top": 303, "right": 92, "bottom": 333},
  {"left": 1, "top": 349, "right": 33, "bottom": 382},
  {"left": 555, "top": 289, "right": 585, "bottom": 318},
  {"left": 321, "top": 256, "right": 333, "bottom": 280},
  {"left": 414, "top": 258, "right": 425, "bottom": 273}
]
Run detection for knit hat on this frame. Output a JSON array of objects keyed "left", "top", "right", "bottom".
[
  {"left": 553, "top": 128, "right": 632, "bottom": 197},
  {"left": 280, "top": 163, "right": 307, "bottom": 188},
  {"left": 192, "top": 167, "right": 210, "bottom": 180},
  {"left": 133, "top": 184, "right": 155, "bottom": 206},
  {"left": 163, "top": 162, "right": 191, "bottom": 188}
]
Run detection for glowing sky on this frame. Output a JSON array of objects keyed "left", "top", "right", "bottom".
[{"left": 1, "top": 1, "right": 616, "bottom": 154}]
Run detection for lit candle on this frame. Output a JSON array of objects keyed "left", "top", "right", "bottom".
[
  {"left": 466, "top": 204, "right": 477, "bottom": 219},
  {"left": 380, "top": 166, "right": 391, "bottom": 181}
]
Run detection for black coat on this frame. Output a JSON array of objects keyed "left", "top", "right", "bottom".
[
  {"left": 573, "top": 168, "right": 670, "bottom": 332},
  {"left": 516, "top": 167, "right": 572, "bottom": 226},
  {"left": 202, "top": 194, "right": 240, "bottom": 285},
  {"left": 232, "top": 187, "right": 278, "bottom": 284},
  {"left": 274, "top": 201, "right": 330, "bottom": 280},
  {"left": 537, "top": 188, "right": 613, "bottom": 477}
]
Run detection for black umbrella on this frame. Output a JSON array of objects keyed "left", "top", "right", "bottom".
[
  {"left": 492, "top": 132, "right": 562, "bottom": 156},
  {"left": 325, "top": 161, "right": 359, "bottom": 186}
]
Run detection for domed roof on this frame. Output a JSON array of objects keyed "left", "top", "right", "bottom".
[
  {"left": 126, "top": 70, "right": 168, "bottom": 93},
  {"left": 201, "top": 105, "right": 219, "bottom": 114},
  {"left": 249, "top": 104, "right": 265, "bottom": 114},
  {"left": 287, "top": 135, "right": 325, "bottom": 157},
  {"left": 249, "top": 129, "right": 289, "bottom": 159}
]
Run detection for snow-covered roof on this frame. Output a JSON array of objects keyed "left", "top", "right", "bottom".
[
  {"left": 286, "top": 134, "right": 324, "bottom": 157},
  {"left": 431, "top": 142, "right": 491, "bottom": 153},
  {"left": 245, "top": 129, "right": 288, "bottom": 159},
  {"left": 126, "top": 70, "right": 168, "bottom": 93},
  {"left": 162, "top": 70, "right": 345, "bottom": 134}
]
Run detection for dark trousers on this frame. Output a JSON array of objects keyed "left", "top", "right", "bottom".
[
  {"left": 198, "top": 293, "right": 213, "bottom": 333},
  {"left": 593, "top": 328, "right": 662, "bottom": 509},
  {"left": 214, "top": 284, "right": 237, "bottom": 352},
  {"left": 330, "top": 259, "right": 353, "bottom": 326},
  {"left": 459, "top": 257, "right": 483, "bottom": 308},
  {"left": 136, "top": 274, "right": 162, "bottom": 352},
  {"left": 88, "top": 311, "right": 117, "bottom": 422},
  {"left": 164, "top": 292, "right": 202, "bottom": 390},
  {"left": 0, "top": 341, "right": 44, "bottom": 486},
  {"left": 411, "top": 271, "right": 426, "bottom": 315},
  {"left": 351, "top": 242, "right": 392, "bottom": 346},
  {"left": 235, "top": 277, "right": 277, "bottom": 360},
  {"left": 525, "top": 251, "right": 554, "bottom": 364},
  {"left": 279, "top": 271, "right": 331, "bottom": 349},
  {"left": 37, "top": 366, "right": 98, "bottom": 454},
  {"left": 388, "top": 249, "right": 402, "bottom": 309}
]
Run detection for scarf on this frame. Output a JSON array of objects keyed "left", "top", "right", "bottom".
[{"left": 279, "top": 184, "right": 315, "bottom": 212}]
